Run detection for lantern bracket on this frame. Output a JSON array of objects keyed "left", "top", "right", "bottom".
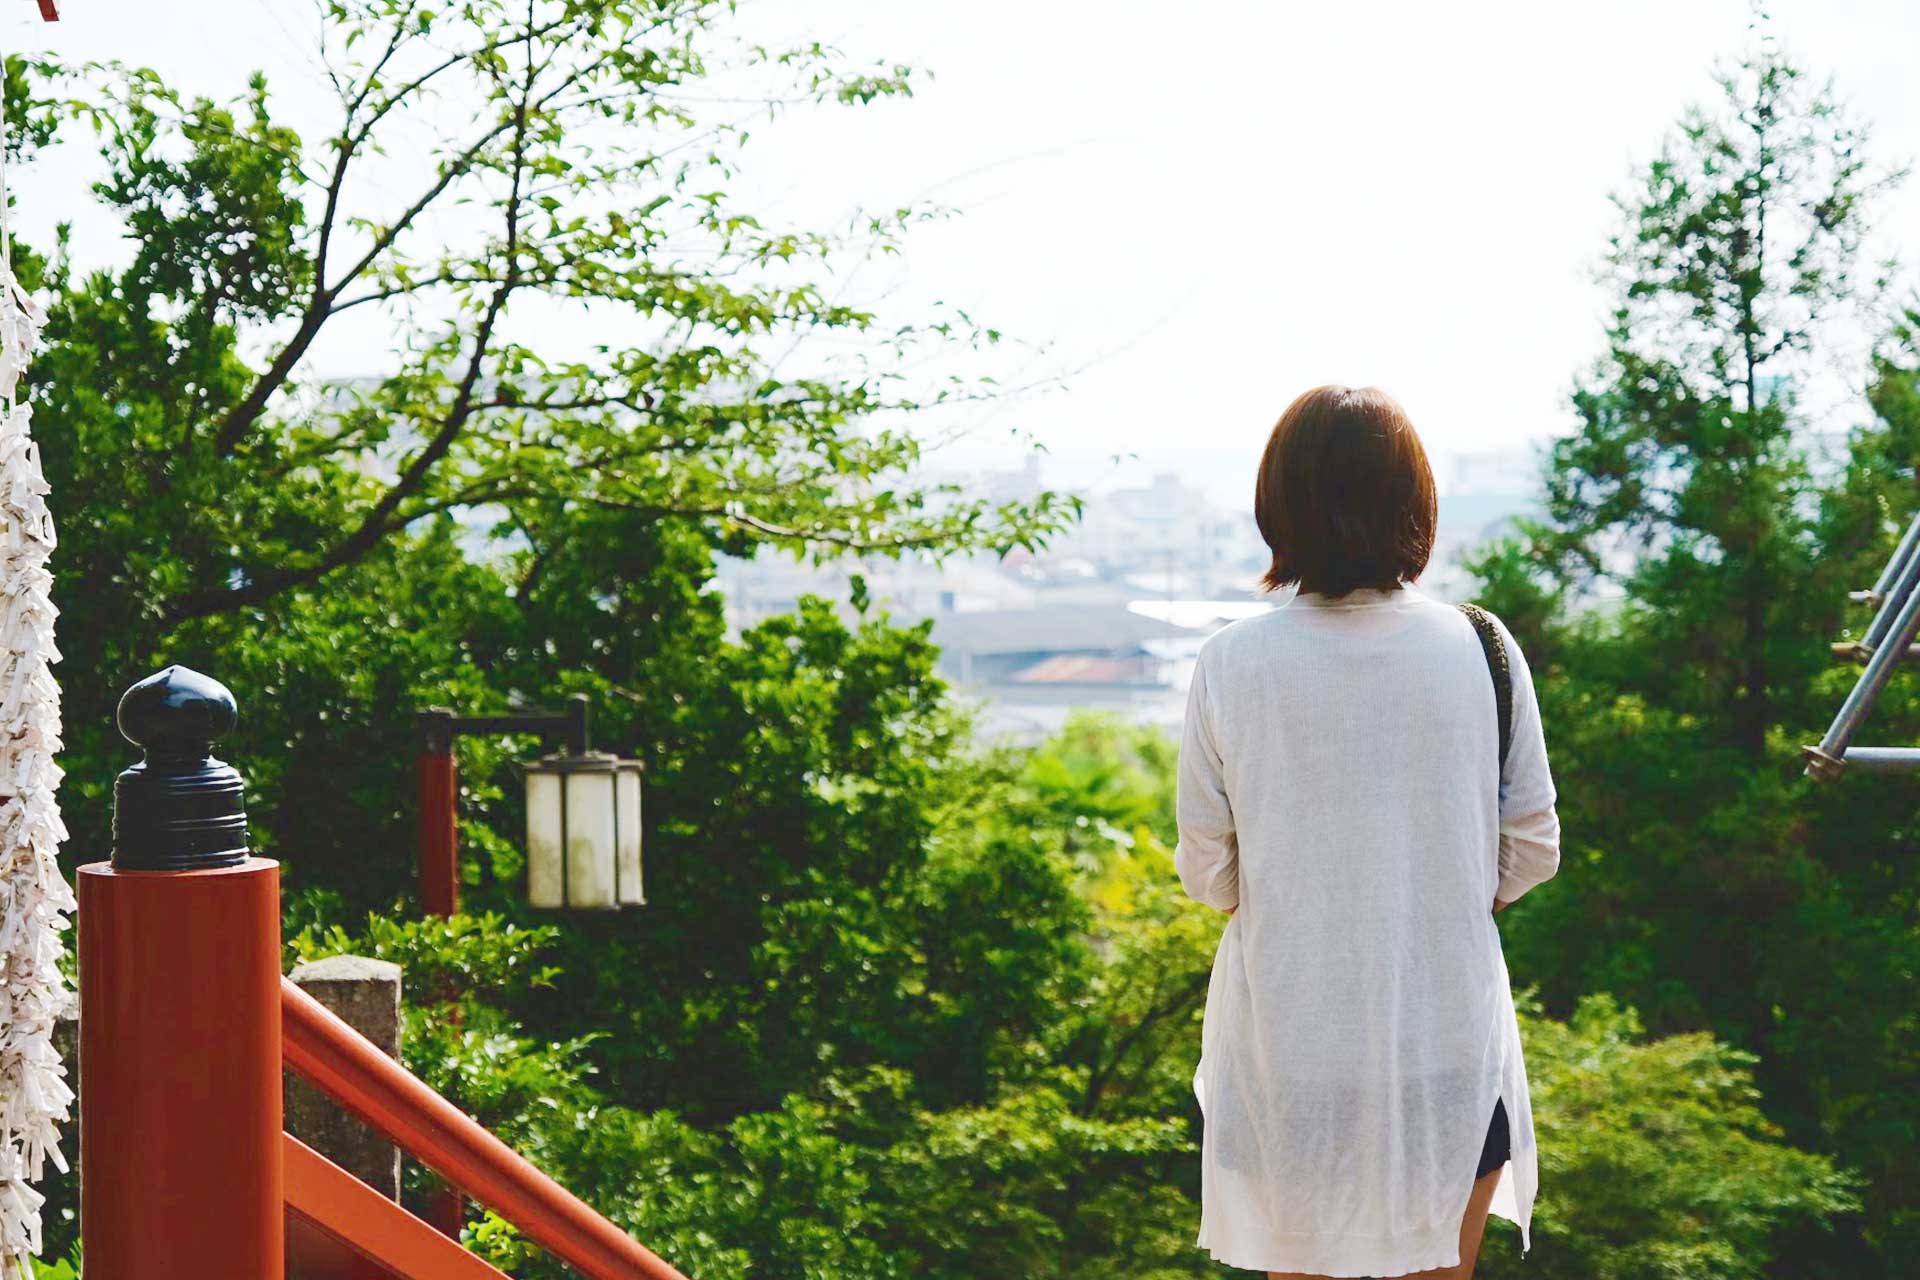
[{"left": 416, "top": 694, "right": 590, "bottom": 756}]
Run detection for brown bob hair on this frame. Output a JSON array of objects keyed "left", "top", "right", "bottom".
[{"left": 1254, "top": 385, "right": 1437, "bottom": 597}]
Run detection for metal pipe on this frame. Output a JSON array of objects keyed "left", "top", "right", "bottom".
[
  {"left": 1838, "top": 747, "right": 1920, "bottom": 772},
  {"left": 420, "top": 696, "right": 591, "bottom": 756},
  {"left": 1806, "top": 573, "right": 1920, "bottom": 779},
  {"left": 1872, "top": 512, "right": 1920, "bottom": 597},
  {"left": 80, "top": 667, "right": 282, "bottom": 1280},
  {"left": 1861, "top": 513, "right": 1920, "bottom": 650},
  {"left": 282, "top": 979, "right": 690, "bottom": 1280},
  {"left": 1830, "top": 641, "right": 1920, "bottom": 664}
]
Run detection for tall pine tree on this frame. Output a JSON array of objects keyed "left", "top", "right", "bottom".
[
  {"left": 1476, "top": 43, "right": 1920, "bottom": 1275},
  {"left": 1539, "top": 47, "right": 1892, "bottom": 757}
]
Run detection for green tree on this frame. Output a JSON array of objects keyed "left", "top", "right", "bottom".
[
  {"left": 1472, "top": 44, "right": 1920, "bottom": 1275},
  {"left": 1534, "top": 46, "right": 1895, "bottom": 759},
  {"left": 282, "top": 716, "right": 1855, "bottom": 1280},
  {"left": 7, "top": 0, "right": 1076, "bottom": 1255},
  {"left": 7, "top": 5, "right": 1881, "bottom": 1274},
  {"left": 285, "top": 708, "right": 1201, "bottom": 1280},
  {"left": 1479, "top": 995, "right": 1858, "bottom": 1280},
  {"left": 5, "top": 0, "right": 1072, "bottom": 887}
]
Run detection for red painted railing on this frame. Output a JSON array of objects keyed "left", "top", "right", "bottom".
[
  {"left": 81, "top": 857, "right": 689, "bottom": 1280},
  {"left": 286, "top": 1133, "right": 508, "bottom": 1280},
  {"left": 79, "top": 669, "right": 683, "bottom": 1280},
  {"left": 283, "top": 978, "right": 690, "bottom": 1280}
]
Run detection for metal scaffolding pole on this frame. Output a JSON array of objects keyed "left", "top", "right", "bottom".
[
  {"left": 1833, "top": 511, "right": 1920, "bottom": 661},
  {"left": 1806, "top": 520, "right": 1920, "bottom": 780}
]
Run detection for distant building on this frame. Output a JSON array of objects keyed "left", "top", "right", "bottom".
[
  {"left": 928, "top": 606, "right": 1198, "bottom": 684},
  {"left": 1048, "top": 471, "right": 1266, "bottom": 597},
  {"left": 712, "top": 553, "right": 1039, "bottom": 632},
  {"left": 924, "top": 604, "right": 1218, "bottom": 741}
]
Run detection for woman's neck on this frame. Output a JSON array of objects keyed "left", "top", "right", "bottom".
[{"left": 1290, "top": 585, "right": 1408, "bottom": 608}]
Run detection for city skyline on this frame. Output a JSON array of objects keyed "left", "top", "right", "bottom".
[{"left": 715, "top": 444, "right": 1543, "bottom": 739}]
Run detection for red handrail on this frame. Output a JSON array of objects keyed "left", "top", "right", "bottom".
[
  {"left": 286, "top": 1134, "right": 508, "bottom": 1280},
  {"left": 282, "top": 977, "right": 690, "bottom": 1280}
]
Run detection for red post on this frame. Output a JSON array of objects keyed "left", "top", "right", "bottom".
[
  {"left": 79, "top": 859, "right": 284, "bottom": 1279},
  {"left": 415, "top": 739, "right": 465, "bottom": 1235},
  {"left": 81, "top": 665, "right": 283, "bottom": 1278},
  {"left": 418, "top": 747, "right": 459, "bottom": 917}
]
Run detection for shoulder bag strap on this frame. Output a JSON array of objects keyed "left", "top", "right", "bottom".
[{"left": 1457, "top": 602, "right": 1513, "bottom": 774}]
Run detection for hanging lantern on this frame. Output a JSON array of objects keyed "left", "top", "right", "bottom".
[{"left": 525, "top": 752, "right": 644, "bottom": 910}]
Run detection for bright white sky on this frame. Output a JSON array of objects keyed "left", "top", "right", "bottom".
[{"left": 7, "top": 0, "right": 1920, "bottom": 502}]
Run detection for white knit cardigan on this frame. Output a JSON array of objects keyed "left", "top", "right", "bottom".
[{"left": 1176, "top": 586, "right": 1560, "bottom": 1276}]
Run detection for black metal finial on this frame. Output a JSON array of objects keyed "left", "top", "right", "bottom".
[{"left": 111, "top": 666, "right": 249, "bottom": 871}]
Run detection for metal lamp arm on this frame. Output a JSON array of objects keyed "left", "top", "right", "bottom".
[{"left": 417, "top": 694, "right": 590, "bottom": 755}]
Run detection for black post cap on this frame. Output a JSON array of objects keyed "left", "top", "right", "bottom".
[{"left": 111, "top": 665, "right": 249, "bottom": 871}]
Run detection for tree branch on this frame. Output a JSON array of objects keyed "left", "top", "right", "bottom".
[
  {"left": 1078, "top": 968, "right": 1211, "bottom": 1118},
  {"left": 171, "top": 40, "right": 540, "bottom": 621},
  {"left": 210, "top": 13, "right": 593, "bottom": 459}
]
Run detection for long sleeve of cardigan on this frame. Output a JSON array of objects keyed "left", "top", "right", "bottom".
[
  {"left": 1494, "top": 618, "right": 1560, "bottom": 905},
  {"left": 1176, "top": 657, "right": 1241, "bottom": 912}
]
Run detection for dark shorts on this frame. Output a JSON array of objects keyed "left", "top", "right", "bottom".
[{"left": 1475, "top": 1097, "right": 1511, "bottom": 1179}]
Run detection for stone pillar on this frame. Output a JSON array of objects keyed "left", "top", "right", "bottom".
[{"left": 285, "top": 955, "right": 404, "bottom": 1199}]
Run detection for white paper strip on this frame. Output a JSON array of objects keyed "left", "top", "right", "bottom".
[{"left": 0, "top": 94, "right": 72, "bottom": 1279}]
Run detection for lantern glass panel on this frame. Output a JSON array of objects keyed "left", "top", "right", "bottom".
[
  {"left": 525, "top": 766, "right": 565, "bottom": 909},
  {"left": 565, "top": 765, "right": 618, "bottom": 910},
  {"left": 615, "top": 762, "right": 643, "bottom": 905}
]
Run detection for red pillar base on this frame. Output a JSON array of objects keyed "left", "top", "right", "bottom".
[{"left": 79, "top": 858, "right": 284, "bottom": 1280}]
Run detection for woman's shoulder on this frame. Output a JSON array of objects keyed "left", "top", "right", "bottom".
[
  {"left": 1195, "top": 606, "right": 1289, "bottom": 666},
  {"left": 1196, "top": 587, "right": 1478, "bottom": 667}
]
